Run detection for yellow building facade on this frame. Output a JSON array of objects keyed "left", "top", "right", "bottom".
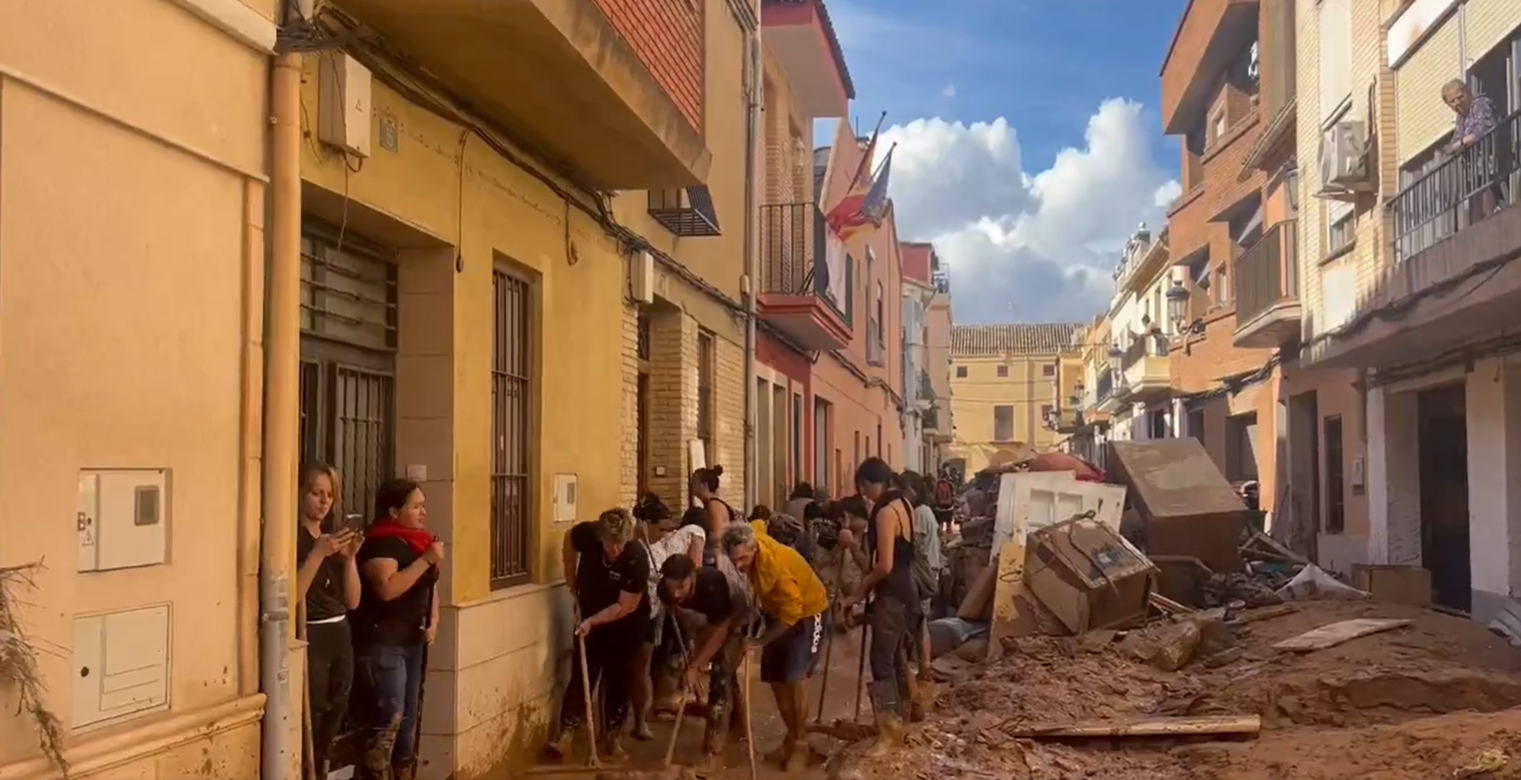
[
  {"left": 0, "top": 0, "right": 742, "bottom": 779},
  {"left": 948, "top": 324, "right": 1085, "bottom": 474}
]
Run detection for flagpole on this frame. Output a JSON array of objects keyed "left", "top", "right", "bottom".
[
  {"left": 846, "top": 111, "right": 888, "bottom": 188},
  {"left": 869, "top": 142, "right": 898, "bottom": 178}
]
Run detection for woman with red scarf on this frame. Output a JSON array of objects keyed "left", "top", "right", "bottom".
[{"left": 352, "top": 478, "right": 443, "bottom": 780}]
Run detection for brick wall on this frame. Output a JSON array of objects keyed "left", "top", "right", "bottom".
[
  {"left": 648, "top": 309, "right": 698, "bottom": 508},
  {"left": 714, "top": 333, "right": 748, "bottom": 506},
  {"left": 593, "top": 0, "right": 705, "bottom": 134}
]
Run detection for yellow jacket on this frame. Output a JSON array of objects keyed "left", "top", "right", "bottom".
[{"left": 748, "top": 521, "right": 829, "bottom": 626}]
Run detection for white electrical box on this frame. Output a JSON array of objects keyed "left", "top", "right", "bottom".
[
  {"left": 72, "top": 605, "right": 171, "bottom": 729},
  {"left": 630, "top": 250, "right": 655, "bottom": 305},
  {"left": 78, "top": 470, "right": 169, "bottom": 573},
  {"left": 552, "top": 474, "right": 579, "bottom": 523},
  {"left": 319, "top": 52, "right": 373, "bottom": 159}
]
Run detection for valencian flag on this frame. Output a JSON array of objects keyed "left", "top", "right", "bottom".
[
  {"left": 825, "top": 112, "right": 885, "bottom": 237},
  {"left": 833, "top": 144, "right": 896, "bottom": 241}
]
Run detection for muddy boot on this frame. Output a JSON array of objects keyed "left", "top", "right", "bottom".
[
  {"left": 867, "top": 680, "right": 906, "bottom": 757},
  {"left": 362, "top": 717, "right": 401, "bottom": 780},
  {"left": 694, "top": 752, "right": 726, "bottom": 778},
  {"left": 601, "top": 731, "right": 628, "bottom": 763},
  {"left": 541, "top": 727, "right": 575, "bottom": 760},
  {"left": 905, "top": 673, "right": 927, "bottom": 724},
  {"left": 391, "top": 759, "right": 416, "bottom": 780}
]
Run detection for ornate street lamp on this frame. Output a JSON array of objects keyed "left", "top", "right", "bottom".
[
  {"left": 1166, "top": 281, "right": 1190, "bottom": 329},
  {"left": 1107, "top": 344, "right": 1123, "bottom": 375}
]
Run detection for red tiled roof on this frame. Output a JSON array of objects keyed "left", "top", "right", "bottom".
[{"left": 951, "top": 323, "right": 1087, "bottom": 357}]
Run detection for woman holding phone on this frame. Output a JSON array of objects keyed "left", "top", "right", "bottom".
[{"left": 295, "top": 463, "right": 361, "bottom": 776}]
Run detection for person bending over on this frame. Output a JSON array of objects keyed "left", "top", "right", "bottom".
[{"left": 721, "top": 520, "right": 829, "bottom": 771}]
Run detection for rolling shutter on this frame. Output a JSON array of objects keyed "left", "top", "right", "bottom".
[{"left": 1396, "top": 19, "right": 1463, "bottom": 163}]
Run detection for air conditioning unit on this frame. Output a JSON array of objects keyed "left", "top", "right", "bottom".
[{"left": 1319, "top": 120, "right": 1371, "bottom": 192}]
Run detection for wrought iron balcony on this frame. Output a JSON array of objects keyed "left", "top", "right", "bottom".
[
  {"left": 758, "top": 202, "right": 851, "bottom": 351},
  {"left": 1233, "top": 219, "right": 1300, "bottom": 348},
  {"left": 647, "top": 187, "right": 721, "bottom": 237}
]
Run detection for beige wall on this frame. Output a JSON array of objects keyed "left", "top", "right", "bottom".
[
  {"left": 949, "top": 353, "right": 1068, "bottom": 473},
  {"left": 297, "top": 46, "right": 636, "bottom": 775},
  {"left": 0, "top": 0, "right": 272, "bottom": 776}
]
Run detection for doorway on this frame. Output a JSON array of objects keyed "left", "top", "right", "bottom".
[
  {"left": 298, "top": 222, "right": 398, "bottom": 521},
  {"left": 1418, "top": 384, "right": 1470, "bottom": 613},
  {"left": 1288, "top": 391, "right": 1320, "bottom": 561}
]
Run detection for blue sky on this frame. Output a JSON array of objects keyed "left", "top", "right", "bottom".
[
  {"left": 830, "top": 0, "right": 1189, "bottom": 171},
  {"left": 819, "top": 0, "right": 1193, "bottom": 324}
]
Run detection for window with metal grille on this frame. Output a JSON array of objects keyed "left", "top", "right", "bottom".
[
  {"left": 299, "top": 226, "right": 397, "bottom": 520},
  {"left": 1325, "top": 415, "right": 1346, "bottom": 534},
  {"left": 697, "top": 331, "right": 715, "bottom": 465},
  {"left": 637, "top": 309, "right": 652, "bottom": 361},
  {"left": 491, "top": 268, "right": 533, "bottom": 588}
]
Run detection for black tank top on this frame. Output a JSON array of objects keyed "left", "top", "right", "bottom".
[{"left": 866, "top": 489, "right": 919, "bottom": 609}]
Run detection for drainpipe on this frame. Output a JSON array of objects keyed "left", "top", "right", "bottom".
[
  {"left": 261, "top": 32, "right": 303, "bottom": 780},
  {"left": 742, "top": 23, "right": 762, "bottom": 510}
]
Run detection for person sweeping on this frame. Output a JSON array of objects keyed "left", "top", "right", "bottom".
[
  {"left": 544, "top": 508, "right": 651, "bottom": 762},
  {"left": 720, "top": 520, "right": 829, "bottom": 771},
  {"left": 657, "top": 553, "right": 748, "bottom": 773}
]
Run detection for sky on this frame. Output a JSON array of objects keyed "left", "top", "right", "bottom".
[{"left": 821, "top": 0, "right": 1191, "bottom": 325}]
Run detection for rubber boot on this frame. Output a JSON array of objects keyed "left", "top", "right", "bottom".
[
  {"left": 601, "top": 730, "right": 628, "bottom": 762},
  {"left": 867, "top": 680, "right": 906, "bottom": 757},
  {"left": 905, "top": 671, "right": 927, "bottom": 723}
]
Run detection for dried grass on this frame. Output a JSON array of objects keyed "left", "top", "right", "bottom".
[{"left": 0, "top": 561, "right": 68, "bottom": 777}]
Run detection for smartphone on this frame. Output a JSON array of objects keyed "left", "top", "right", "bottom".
[{"left": 343, "top": 513, "right": 366, "bottom": 534}]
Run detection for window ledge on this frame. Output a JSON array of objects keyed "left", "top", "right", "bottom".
[{"left": 1320, "top": 239, "right": 1357, "bottom": 266}]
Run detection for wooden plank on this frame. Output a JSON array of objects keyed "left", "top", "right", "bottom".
[
  {"left": 1247, "top": 531, "right": 1312, "bottom": 566},
  {"left": 1008, "top": 714, "right": 1261, "bottom": 739},
  {"left": 985, "top": 538, "right": 1027, "bottom": 661},
  {"left": 1273, "top": 618, "right": 1412, "bottom": 652},
  {"left": 1238, "top": 604, "right": 1297, "bottom": 624},
  {"left": 1149, "top": 592, "right": 1192, "bottom": 614}
]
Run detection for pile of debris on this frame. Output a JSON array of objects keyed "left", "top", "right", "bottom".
[{"left": 823, "top": 438, "right": 1521, "bottom": 780}]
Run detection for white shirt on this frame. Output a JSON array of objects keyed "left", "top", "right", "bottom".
[{"left": 643, "top": 525, "right": 706, "bottom": 620}]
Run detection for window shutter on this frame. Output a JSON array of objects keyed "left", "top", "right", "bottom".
[
  {"left": 1394, "top": 19, "right": 1463, "bottom": 163},
  {"left": 1318, "top": 0, "right": 1354, "bottom": 124}
]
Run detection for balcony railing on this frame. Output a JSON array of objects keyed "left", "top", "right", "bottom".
[
  {"left": 1235, "top": 219, "right": 1299, "bottom": 326},
  {"left": 759, "top": 202, "right": 846, "bottom": 320},
  {"left": 1392, "top": 109, "right": 1521, "bottom": 263},
  {"left": 918, "top": 370, "right": 935, "bottom": 402},
  {"left": 1121, "top": 333, "right": 1170, "bottom": 368},
  {"left": 1096, "top": 369, "right": 1114, "bottom": 404}
]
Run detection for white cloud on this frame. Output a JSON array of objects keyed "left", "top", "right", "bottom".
[
  {"left": 941, "top": 84, "right": 958, "bottom": 99},
  {"left": 879, "top": 99, "right": 1179, "bottom": 324}
]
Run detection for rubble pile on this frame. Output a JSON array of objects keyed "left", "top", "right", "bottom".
[{"left": 834, "top": 441, "right": 1521, "bottom": 780}]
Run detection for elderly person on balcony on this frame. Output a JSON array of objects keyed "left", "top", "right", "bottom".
[
  {"left": 1441, "top": 79, "right": 1505, "bottom": 218},
  {"left": 1443, "top": 79, "right": 1498, "bottom": 153}
]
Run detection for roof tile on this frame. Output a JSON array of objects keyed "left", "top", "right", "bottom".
[{"left": 951, "top": 322, "right": 1086, "bottom": 357}]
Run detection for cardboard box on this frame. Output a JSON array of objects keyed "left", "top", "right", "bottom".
[
  {"left": 1025, "top": 516, "right": 1157, "bottom": 634},
  {"left": 1352, "top": 564, "right": 1432, "bottom": 607}
]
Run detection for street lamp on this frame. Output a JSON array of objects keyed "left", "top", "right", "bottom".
[
  {"left": 1166, "top": 281, "right": 1190, "bottom": 329},
  {"left": 1107, "top": 344, "right": 1123, "bottom": 375}
]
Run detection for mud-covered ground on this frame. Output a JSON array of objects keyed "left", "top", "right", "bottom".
[{"left": 858, "top": 600, "right": 1521, "bottom": 780}]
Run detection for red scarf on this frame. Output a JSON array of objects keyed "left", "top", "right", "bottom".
[{"left": 367, "top": 519, "right": 434, "bottom": 554}]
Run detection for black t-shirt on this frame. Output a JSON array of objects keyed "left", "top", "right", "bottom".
[
  {"left": 296, "top": 528, "right": 349, "bottom": 622},
  {"left": 353, "top": 537, "right": 438, "bottom": 646},
  {"left": 682, "top": 567, "right": 736, "bottom": 626},
  {"left": 570, "top": 522, "right": 651, "bottom": 631}
]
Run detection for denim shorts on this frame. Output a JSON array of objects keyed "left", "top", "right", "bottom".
[{"left": 759, "top": 611, "right": 827, "bottom": 684}]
